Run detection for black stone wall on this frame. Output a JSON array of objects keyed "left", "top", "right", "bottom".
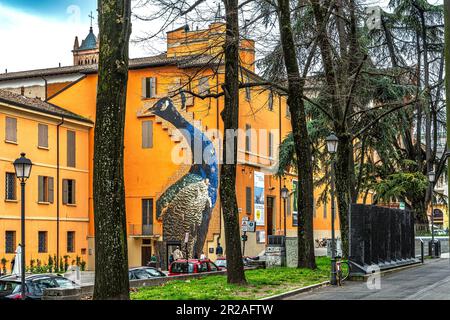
[{"left": 350, "top": 204, "right": 415, "bottom": 267}]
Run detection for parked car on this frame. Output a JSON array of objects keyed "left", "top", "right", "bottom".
[
  {"left": 214, "top": 256, "right": 260, "bottom": 270},
  {"left": 129, "top": 267, "right": 166, "bottom": 280},
  {"left": 0, "top": 274, "right": 79, "bottom": 300},
  {"left": 168, "top": 259, "right": 221, "bottom": 276}
]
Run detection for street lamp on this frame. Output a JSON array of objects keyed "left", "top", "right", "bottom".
[
  {"left": 281, "top": 185, "right": 289, "bottom": 237},
  {"left": 13, "top": 153, "right": 32, "bottom": 300},
  {"left": 428, "top": 170, "right": 436, "bottom": 258},
  {"left": 326, "top": 133, "right": 338, "bottom": 285}
]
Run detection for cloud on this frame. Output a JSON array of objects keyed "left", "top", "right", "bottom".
[{"left": 0, "top": 3, "right": 152, "bottom": 73}]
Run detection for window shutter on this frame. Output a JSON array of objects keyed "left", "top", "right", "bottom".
[
  {"left": 268, "top": 92, "right": 274, "bottom": 111},
  {"left": 142, "top": 121, "right": 153, "bottom": 149},
  {"left": 6, "top": 117, "right": 17, "bottom": 142},
  {"left": 142, "top": 78, "right": 147, "bottom": 98},
  {"left": 62, "top": 179, "right": 68, "bottom": 204},
  {"left": 287, "top": 194, "right": 291, "bottom": 215},
  {"left": 245, "top": 187, "right": 252, "bottom": 214},
  {"left": 38, "top": 124, "right": 48, "bottom": 148},
  {"left": 48, "top": 177, "right": 54, "bottom": 203},
  {"left": 38, "top": 176, "right": 44, "bottom": 202},
  {"left": 268, "top": 132, "right": 273, "bottom": 158},
  {"left": 150, "top": 77, "right": 157, "bottom": 97},
  {"left": 67, "top": 130, "right": 76, "bottom": 167},
  {"left": 72, "top": 180, "right": 76, "bottom": 204}
]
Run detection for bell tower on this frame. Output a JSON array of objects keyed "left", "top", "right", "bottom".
[{"left": 72, "top": 12, "right": 99, "bottom": 66}]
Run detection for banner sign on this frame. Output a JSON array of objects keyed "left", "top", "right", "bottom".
[
  {"left": 292, "top": 180, "right": 298, "bottom": 226},
  {"left": 254, "top": 171, "right": 265, "bottom": 226}
]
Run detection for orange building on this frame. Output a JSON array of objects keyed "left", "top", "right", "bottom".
[
  {"left": 0, "top": 23, "right": 337, "bottom": 270},
  {"left": 0, "top": 90, "right": 92, "bottom": 270}
]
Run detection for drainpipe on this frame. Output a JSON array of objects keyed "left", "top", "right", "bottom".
[{"left": 56, "top": 117, "right": 65, "bottom": 270}]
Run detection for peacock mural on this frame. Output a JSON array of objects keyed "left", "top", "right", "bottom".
[{"left": 147, "top": 97, "right": 218, "bottom": 258}]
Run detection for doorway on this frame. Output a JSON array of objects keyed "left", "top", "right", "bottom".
[
  {"left": 141, "top": 245, "right": 152, "bottom": 267},
  {"left": 267, "top": 196, "right": 275, "bottom": 236}
]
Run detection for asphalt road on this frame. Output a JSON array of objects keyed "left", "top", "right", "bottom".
[{"left": 286, "top": 258, "right": 450, "bottom": 300}]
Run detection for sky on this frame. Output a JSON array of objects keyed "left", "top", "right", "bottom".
[
  {"left": 0, "top": 0, "right": 443, "bottom": 73},
  {"left": 0, "top": 0, "right": 152, "bottom": 72}
]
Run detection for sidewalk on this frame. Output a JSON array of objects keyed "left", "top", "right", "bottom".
[{"left": 286, "top": 258, "right": 450, "bottom": 300}]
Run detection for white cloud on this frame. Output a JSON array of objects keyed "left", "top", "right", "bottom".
[{"left": 0, "top": 3, "right": 153, "bottom": 73}]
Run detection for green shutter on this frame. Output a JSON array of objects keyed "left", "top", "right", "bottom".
[
  {"left": 48, "top": 177, "right": 54, "bottom": 203},
  {"left": 142, "top": 121, "right": 153, "bottom": 149},
  {"left": 67, "top": 130, "right": 76, "bottom": 167},
  {"left": 246, "top": 187, "right": 252, "bottom": 214},
  {"left": 38, "top": 176, "right": 44, "bottom": 202},
  {"left": 6, "top": 117, "right": 17, "bottom": 142},
  {"left": 62, "top": 179, "right": 68, "bottom": 204}
]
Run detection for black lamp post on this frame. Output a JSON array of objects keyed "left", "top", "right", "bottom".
[
  {"left": 13, "top": 153, "right": 32, "bottom": 300},
  {"left": 281, "top": 185, "right": 289, "bottom": 236},
  {"left": 326, "top": 133, "right": 338, "bottom": 286},
  {"left": 428, "top": 170, "right": 436, "bottom": 258}
]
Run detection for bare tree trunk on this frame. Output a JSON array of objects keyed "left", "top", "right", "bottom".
[
  {"left": 277, "top": 0, "right": 316, "bottom": 269},
  {"left": 220, "top": 0, "right": 246, "bottom": 285},
  {"left": 93, "top": 0, "right": 132, "bottom": 300}
]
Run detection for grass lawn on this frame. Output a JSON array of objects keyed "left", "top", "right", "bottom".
[{"left": 131, "top": 257, "right": 331, "bottom": 300}]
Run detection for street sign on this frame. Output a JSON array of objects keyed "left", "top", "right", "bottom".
[
  {"left": 184, "top": 232, "right": 189, "bottom": 243},
  {"left": 247, "top": 221, "right": 256, "bottom": 232},
  {"left": 399, "top": 202, "right": 405, "bottom": 210}
]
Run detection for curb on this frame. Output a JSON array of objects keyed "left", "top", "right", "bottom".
[
  {"left": 349, "top": 261, "right": 423, "bottom": 281},
  {"left": 259, "top": 281, "right": 330, "bottom": 300}
]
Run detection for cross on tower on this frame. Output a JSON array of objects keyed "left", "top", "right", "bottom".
[{"left": 89, "top": 11, "right": 94, "bottom": 29}]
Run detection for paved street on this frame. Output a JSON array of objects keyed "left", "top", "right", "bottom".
[{"left": 286, "top": 258, "right": 450, "bottom": 300}]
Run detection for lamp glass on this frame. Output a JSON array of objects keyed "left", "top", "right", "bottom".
[
  {"left": 326, "top": 134, "right": 338, "bottom": 154},
  {"left": 428, "top": 171, "right": 435, "bottom": 183},
  {"left": 281, "top": 186, "right": 289, "bottom": 199},
  {"left": 13, "top": 153, "right": 32, "bottom": 181}
]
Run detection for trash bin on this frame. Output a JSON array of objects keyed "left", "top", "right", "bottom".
[{"left": 428, "top": 239, "right": 441, "bottom": 258}]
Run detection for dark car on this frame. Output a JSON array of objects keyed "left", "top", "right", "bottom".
[
  {"left": 168, "top": 259, "right": 220, "bottom": 276},
  {"left": 0, "top": 274, "right": 79, "bottom": 300},
  {"left": 129, "top": 267, "right": 166, "bottom": 280}
]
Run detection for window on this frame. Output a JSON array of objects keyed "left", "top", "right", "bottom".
[
  {"left": 5, "top": 117, "right": 17, "bottom": 143},
  {"left": 245, "top": 124, "right": 251, "bottom": 152},
  {"left": 63, "top": 179, "right": 76, "bottom": 205},
  {"left": 245, "top": 187, "right": 252, "bottom": 214},
  {"left": 67, "top": 231, "right": 75, "bottom": 253},
  {"left": 142, "top": 199, "right": 153, "bottom": 226},
  {"left": 323, "top": 198, "right": 327, "bottom": 219},
  {"left": 38, "top": 176, "right": 54, "bottom": 203},
  {"left": 5, "top": 173, "right": 16, "bottom": 201},
  {"left": 142, "top": 121, "right": 153, "bottom": 149},
  {"left": 268, "top": 132, "right": 274, "bottom": 158},
  {"left": 268, "top": 92, "right": 274, "bottom": 111},
  {"left": 38, "top": 231, "right": 48, "bottom": 253},
  {"left": 286, "top": 105, "right": 291, "bottom": 118},
  {"left": 67, "top": 130, "right": 76, "bottom": 167},
  {"left": 38, "top": 124, "right": 48, "bottom": 148},
  {"left": 245, "top": 86, "right": 251, "bottom": 101},
  {"left": 142, "top": 77, "right": 157, "bottom": 98},
  {"left": 5, "top": 231, "right": 16, "bottom": 253},
  {"left": 198, "top": 77, "right": 210, "bottom": 95}
]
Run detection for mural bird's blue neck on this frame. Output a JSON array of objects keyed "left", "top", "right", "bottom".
[{"left": 155, "top": 102, "right": 218, "bottom": 207}]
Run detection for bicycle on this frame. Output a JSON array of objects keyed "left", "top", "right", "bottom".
[{"left": 335, "top": 258, "right": 350, "bottom": 286}]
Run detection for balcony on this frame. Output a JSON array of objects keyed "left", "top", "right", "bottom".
[{"left": 128, "top": 224, "right": 158, "bottom": 238}]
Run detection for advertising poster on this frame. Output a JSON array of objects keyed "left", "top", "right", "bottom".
[
  {"left": 254, "top": 171, "right": 265, "bottom": 226},
  {"left": 292, "top": 180, "right": 298, "bottom": 226}
]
